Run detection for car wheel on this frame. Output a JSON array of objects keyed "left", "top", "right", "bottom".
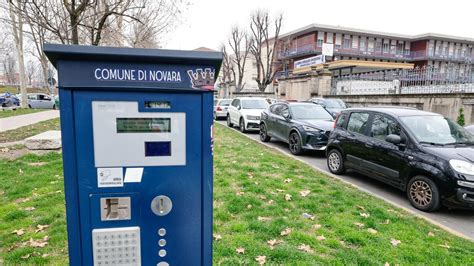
[
  {"left": 407, "top": 175, "right": 441, "bottom": 212},
  {"left": 289, "top": 131, "right": 303, "bottom": 155},
  {"left": 227, "top": 115, "right": 233, "bottom": 127},
  {"left": 327, "top": 149, "right": 345, "bottom": 174},
  {"left": 259, "top": 123, "right": 271, "bottom": 142},
  {"left": 239, "top": 118, "right": 246, "bottom": 133},
  {"left": 53, "top": 104, "right": 56, "bottom": 110}
]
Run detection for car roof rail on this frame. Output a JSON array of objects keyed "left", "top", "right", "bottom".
[{"left": 367, "top": 105, "right": 418, "bottom": 110}]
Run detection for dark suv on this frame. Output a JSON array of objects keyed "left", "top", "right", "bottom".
[
  {"left": 260, "top": 102, "right": 334, "bottom": 154},
  {"left": 326, "top": 107, "right": 474, "bottom": 211}
]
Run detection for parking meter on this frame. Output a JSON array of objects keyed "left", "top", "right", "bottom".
[{"left": 44, "top": 44, "right": 222, "bottom": 266}]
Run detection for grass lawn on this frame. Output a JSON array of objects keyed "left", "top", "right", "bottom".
[
  {"left": 0, "top": 118, "right": 60, "bottom": 143},
  {"left": 0, "top": 124, "right": 473, "bottom": 265},
  {"left": 0, "top": 109, "right": 44, "bottom": 119}
]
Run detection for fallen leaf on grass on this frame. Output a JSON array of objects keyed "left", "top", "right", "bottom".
[
  {"left": 357, "top": 205, "right": 366, "bottom": 211},
  {"left": 258, "top": 216, "right": 272, "bottom": 222},
  {"left": 236, "top": 247, "right": 245, "bottom": 254},
  {"left": 247, "top": 172, "right": 254, "bottom": 179},
  {"left": 42, "top": 253, "right": 50, "bottom": 258},
  {"left": 390, "top": 239, "right": 401, "bottom": 247},
  {"left": 316, "top": 235, "right": 326, "bottom": 241},
  {"left": 384, "top": 263, "right": 390, "bottom": 266},
  {"left": 267, "top": 200, "right": 274, "bottom": 205},
  {"left": 276, "top": 189, "right": 285, "bottom": 193},
  {"left": 299, "top": 190, "right": 311, "bottom": 197},
  {"left": 259, "top": 195, "right": 267, "bottom": 200},
  {"left": 27, "top": 236, "right": 49, "bottom": 248},
  {"left": 236, "top": 191, "right": 245, "bottom": 196},
  {"left": 312, "top": 224, "right": 322, "bottom": 230},
  {"left": 354, "top": 222, "right": 365, "bottom": 228},
  {"left": 284, "top": 194, "right": 292, "bottom": 201},
  {"left": 381, "top": 219, "right": 391, "bottom": 225},
  {"left": 21, "top": 254, "right": 30, "bottom": 259},
  {"left": 13, "top": 229, "right": 25, "bottom": 236},
  {"left": 428, "top": 231, "right": 435, "bottom": 237},
  {"left": 267, "top": 239, "right": 283, "bottom": 250},
  {"left": 19, "top": 169, "right": 24, "bottom": 174},
  {"left": 28, "top": 162, "right": 46, "bottom": 167},
  {"left": 281, "top": 228, "right": 292, "bottom": 236},
  {"left": 298, "top": 244, "right": 313, "bottom": 253},
  {"left": 439, "top": 243, "right": 450, "bottom": 249},
  {"left": 284, "top": 178, "right": 292, "bottom": 183},
  {"left": 35, "top": 224, "right": 49, "bottom": 233},
  {"left": 255, "top": 255, "right": 266, "bottom": 265},
  {"left": 367, "top": 228, "right": 378, "bottom": 234},
  {"left": 359, "top": 212, "right": 370, "bottom": 218},
  {"left": 302, "top": 213, "right": 315, "bottom": 220},
  {"left": 24, "top": 206, "right": 36, "bottom": 211},
  {"left": 1, "top": 147, "right": 10, "bottom": 153},
  {"left": 247, "top": 204, "right": 253, "bottom": 209},
  {"left": 213, "top": 234, "right": 222, "bottom": 241}
]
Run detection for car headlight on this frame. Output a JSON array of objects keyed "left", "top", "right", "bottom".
[
  {"left": 449, "top": 159, "right": 474, "bottom": 175},
  {"left": 302, "top": 125, "right": 321, "bottom": 132},
  {"left": 246, "top": 115, "right": 260, "bottom": 120}
]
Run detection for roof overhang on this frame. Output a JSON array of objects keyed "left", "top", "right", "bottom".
[{"left": 292, "top": 60, "right": 414, "bottom": 75}]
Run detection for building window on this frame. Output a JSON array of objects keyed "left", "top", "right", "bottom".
[
  {"left": 382, "top": 43, "right": 389, "bottom": 53},
  {"left": 317, "top": 39, "right": 323, "bottom": 47},
  {"left": 343, "top": 38, "right": 351, "bottom": 49},
  {"left": 375, "top": 41, "right": 382, "bottom": 52},
  {"left": 360, "top": 38, "right": 366, "bottom": 51}
]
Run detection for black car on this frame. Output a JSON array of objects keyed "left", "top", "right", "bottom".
[
  {"left": 259, "top": 102, "right": 334, "bottom": 154},
  {"left": 326, "top": 107, "right": 474, "bottom": 211},
  {"left": 308, "top": 97, "right": 347, "bottom": 118}
]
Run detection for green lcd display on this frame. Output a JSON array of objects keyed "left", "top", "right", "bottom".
[{"left": 116, "top": 118, "right": 171, "bottom": 133}]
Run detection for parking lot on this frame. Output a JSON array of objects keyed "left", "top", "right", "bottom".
[{"left": 217, "top": 120, "right": 474, "bottom": 240}]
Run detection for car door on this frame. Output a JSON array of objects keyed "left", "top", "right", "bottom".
[
  {"left": 276, "top": 105, "right": 293, "bottom": 142},
  {"left": 29, "top": 94, "right": 39, "bottom": 108},
  {"left": 265, "top": 104, "right": 280, "bottom": 137},
  {"left": 229, "top": 99, "right": 239, "bottom": 124},
  {"left": 342, "top": 112, "right": 372, "bottom": 171},
  {"left": 366, "top": 113, "right": 406, "bottom": 187}
]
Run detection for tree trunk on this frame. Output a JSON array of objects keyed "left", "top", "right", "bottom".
[{"left": 9, "top": 0, "right": 28, "bottom": 108}]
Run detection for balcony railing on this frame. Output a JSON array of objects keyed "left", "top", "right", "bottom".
[{"left": 278, "top": 44, "right": 474, "bottom": 63}]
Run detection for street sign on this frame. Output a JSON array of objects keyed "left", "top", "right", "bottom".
[{"left": 322, "top": 43, "right": 334, "bottom": 56}]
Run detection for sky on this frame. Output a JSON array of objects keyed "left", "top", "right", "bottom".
[{"left": 164, "top": 0, "right": 474, "bottom": 51}]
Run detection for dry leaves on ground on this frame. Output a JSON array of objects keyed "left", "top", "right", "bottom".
[
  {"left": 267, "top": 200, "right": 274, "bottom": 205},
  {"left": 302, "top": 212, "right": 315, "bottom": 220},
  {"left": 299, "top": 190, "right": 311, "bottom": 197},
  {"left": 354, "top": 222, "right": 365, "bottom": 228},
  {"left": 439, "top": 243, "right": 450, "bottom": 249},
  {"left": 24, "top": 206, "right": 36, "bottom": 211},
  {"left": 359, "top": 212, "right": 370, "bottom": 218},
  {"left": 284, "top": 194, "right": 292, "bottom": 201},
  {"left": 35, "top": 224, "right": 49, "bottom": 233},
  {"left": 213, "top": 234, "right": 222, "bottom": 241},
  {"left": 247, "top": 204, "right": 253, "bottom": 209},
  {"left": 312, "top": 224, "right": 322, "bottom": 230},
  {"left": 284, "top": 178, "right": 292, "bottom": 183},
  {"left": 255, "top": 255, "right": 266, "bottom": 265},
  {"left": 281, "top": 228, "right": 292, "bottom": 236},
  {"left": 316, "top": 235, "right": 326, "bottom": 241},
  {"left": 367, "top": 228, "right": 378, "bottom": 234},
  {"left": 236, "top": 191, "right": 245, "bottom": 196},
  {"left": 267, "top": 239, "right": 283, "bottom": 250},
  {"left": 298, "top": 244, "right": 313, "bottom": 253},
  {"left": 26, "top": 236, "right": 49, "bottom": 248},
  {"left": 236, "top": 247, "right": 245, "bottom": 254},
  {"left": 12, "top": 229, "right": 25, "bottom": 236},
  {"left": 247, "top": 172, "right": 254, "bottom": 179},
  {"left": 258, "top": 216, "right": 272, "bottom": 222},
  {"left": 428, "top": 231, "right": 435, "bottom": 237},
  {"left": 390, "top": 238, "right": 401, "bottom": 247}
]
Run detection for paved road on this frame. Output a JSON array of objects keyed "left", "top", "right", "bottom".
[
  {"left": 0, "top": 110, "right": 60, "bottom": 132},
  {"left": 217, "top": 121, "right": 474, "bottom": 241}
]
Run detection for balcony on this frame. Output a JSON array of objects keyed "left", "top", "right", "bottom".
[{"left": 278, "top": 44, "right": 474, "bottom": 63}]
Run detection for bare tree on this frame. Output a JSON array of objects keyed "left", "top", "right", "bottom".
[
  {"left": 2, "top": 52, "right": 17, "bottom": 85},
  {"left": 228, "top": 26, "right": 252, "bottom": 92},
  {"left": 218, "top": 44, "right": 235, "bottom": 97},
  {"left": 7, "top": 0, "right": 27, "bottom": 107},
  {"left": 249, "top": 10, "right": 283, "bottom": 92},
  {"left": 26, "top": 59, "right": 36, "bottom": 86}
]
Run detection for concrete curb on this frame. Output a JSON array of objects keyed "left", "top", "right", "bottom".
[{"left": 217, "top": 122, "right": 473, "bottom": 242}]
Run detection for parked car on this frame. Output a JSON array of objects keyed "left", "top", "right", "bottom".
[
  {"left": 0, "top": 93, "right": 20, "bottom": 109},
  {"left": 227, "top": 97, "right": 269, "bottom": 132},
  {"left": 466, "top": 125, "right": 474, "bottom": 134},
  {"left": 260, "top": 102, "right": 334, "bottom": 154},
  {"left": 308, "top": 98, "right": 347, "bottom": 118},
  {"left": 326, "top": 107, "right": 474, "bottom": 211},
  {"left": 27, "top": 93, "right": 56, "bottom": 109},
  {"left": 214, "top": 99, "right": 232, "bottom": 120}
]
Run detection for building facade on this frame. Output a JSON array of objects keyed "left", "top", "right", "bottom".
[{"left": 276, "top": 24, "right": 473, "bottom": 78}]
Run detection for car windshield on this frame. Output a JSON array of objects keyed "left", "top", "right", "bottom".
[
  {"left": 400, "top": 115, "right": 474, "bottom": 145},
  {"left": 324, "top": 99, "right": 346, "bottom": 108},
  {"left": 291, "top": 104, "right": 334, "bottom": 120},
  {"left": 241, "top": 99, "right": 268, "bottom": 109},
  {"left": 219, "top": 99, "right": 232, "bottom": 106}
]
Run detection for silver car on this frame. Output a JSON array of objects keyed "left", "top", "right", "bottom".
[
  {"left": 466, "top": 125, "right": 474, "bottom": 134},
  {"left": 214, "top": 99, "right": 232, "bottom": 120},
  {"left": 28, "top": 93, "right": 56, "bottom": 109}
]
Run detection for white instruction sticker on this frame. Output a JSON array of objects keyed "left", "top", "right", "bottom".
[
  {"left": 124, "top": 168, "right": 144, "bottom": 183},
  {"left": 97, "top": 168, "right": 123, "bottom": 187}
]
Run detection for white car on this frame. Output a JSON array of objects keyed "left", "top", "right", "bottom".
[
  {"left": 227, "top": 97, "right": 269, "bottom": 132},
  {"left": 27, "top": 93, "right": 56, "bottom": 109},
  {"left": 214, "top": 99, "right": 232, "bottom": 120}
]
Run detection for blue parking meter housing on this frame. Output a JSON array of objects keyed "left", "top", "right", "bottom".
[{"left": 44, "top": 44, "right": 222, "bottom": 266}]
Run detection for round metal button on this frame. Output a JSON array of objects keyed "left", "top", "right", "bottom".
[
  {"left": 158, "top": 249, "right": 167, "bottom": 257},
  {"left": 157, "top": 262, "right": 169, "bottom": 266},
  {"left": 158, "top": 228, "right": 166, "bottom": 236},
  {"left": 159, "top": 239, "right": 166, "bottom": 247}
]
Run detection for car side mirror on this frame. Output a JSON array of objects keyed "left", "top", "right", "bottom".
[
  {"left": 385, "top": 134, "right": 402, "bottom": 145},
  {"left": 237, "top": 105, "right": 241, "bottom": 110},
  {"left": 283, "top": 113, "right": 291, "bottom": 120}
]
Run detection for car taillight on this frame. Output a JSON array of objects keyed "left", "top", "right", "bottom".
[{"left": 217, "top": 106, "right": 222, "bottom": 111}]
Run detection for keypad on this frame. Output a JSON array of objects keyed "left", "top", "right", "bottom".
[{"left": 92, "top": 227, "right": 141, "bottom": 266}]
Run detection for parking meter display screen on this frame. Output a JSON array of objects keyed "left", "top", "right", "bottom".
[{"left": 116, "top": 118, "right": 171, "bottom": 133}]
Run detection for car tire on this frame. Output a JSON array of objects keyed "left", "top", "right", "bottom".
[
  {"left": 327, "top": 149, "right": 346, "bottom": 174},
  {"left": 239, "top": 118, "right": 247, "bottom": 133},
  {"left": 53, "top": 104, "right": 56, "bottom": 110},
  {"left": 259, "top": 123, "right": 271, "bottom": 142},
  {"left": 289, "top": 131, "right": 303, "bottom": 155},
  {"left": 227, "top": 115, "right": 233, "bottom": 127},
  {"left": 407, "top": 175, "right": 441, "bottom": 212}
]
